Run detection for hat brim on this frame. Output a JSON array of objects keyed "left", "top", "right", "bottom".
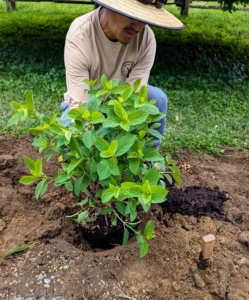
[{"left": 92, "top": 0, "right": 184, "bottom": 30}]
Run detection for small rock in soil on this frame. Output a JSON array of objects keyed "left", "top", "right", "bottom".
[
  {"left": 193, "top": 273, "right": 205, "bottom": 288},
  {"left": 172, "top": 281, "right": 181, "bottom": 292},
  {"left": 238, "top": 231, "right": 249, "bottom": 245}
]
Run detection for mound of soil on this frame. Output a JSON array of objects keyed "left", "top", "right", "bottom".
[
  {"left": 1, "top": 135, "right": 249, "bottom": 300},
  {"left": 161, "top": 186, "right": 228, "bottom": 219}
]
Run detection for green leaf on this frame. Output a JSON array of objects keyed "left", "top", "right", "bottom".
[
  {"left": 127, "top": 151, "right": 142, "bottom": 159},
  {"left": 29, "top": 124, "right": 50, "bottom": 135},
  {"left": 139, "top": 200, "right": 150, "bottom": 213},
  {"left": 65, "top": 131, "right": 72, "bottom": 142},
  {"left": 25, "top": 90, "right": 35, "bottom": 112},
  {"left": 35, "top": 178, "right": 48, "bottom": 200},
  {"left": 109, "top": 140, "right": 118, "bottom": 156},
  {"left": 101, "top": 207, "right": 115, "bottom": 215},
  {"left": 97, "top": 159, "right": 111, "bottom": 180},
  {"left": 75, "top": 211, "right": 90, "bottom": 224},
  {"left": 133, "top": 78, "right": 142, "bottom": 92},
  {"left": 112, "top": 215, "right": 117, "bottom": 226},
  {"left": 151, "top": 186, "right": 168, "bottom": 202},
  {"left": 111, "top": 86, "right": 127, "bottom": 95},
  {"left": 103, "top": 116, "right": 120, "bottom": 128},
  {"left": 122, "top": 228, "right": 130, "bottom": 247},
  {"left": 91, "top": 112, "right": 105, "bottom": 124},
  {"left": 115, "top": 133, "right": 136, "bottom": 156},
  {"left": 148, "top": 112, "right": 165, "bottom": 122},
  {"left": 139, "top": 85, "right": 148, "bottom": 100},
  {"left": 130, "top": 210, "right": 137, "bottom": 222},
  {"left": 143, "top": 168, "right": 160, "bottom": 185},
  {"left": 19, "top": 175, "right": 37, "bottom": 185},
  {"left": 171, "top": 165, "right": 181, "bottom": 175},
  {"left": 69, "top": 136, "right": 81, "bottom": 155},
  {"left": 151, "top": 198, "right": 167, "bottom": 204},
  {"left": 121, "top": 86, "right": 134, "bottom": 101},
  {"left": 10, "top": 101, "right": 25, "bottom": 111},
  {"left": 100, "top": 74, "right": 108, "bottom": 88},
  {"left": 83, "top": 130, "right": 95, "bottom": 149},
  {"left": 129, "top": 158, "right": 140, "bottom": 174},
  {"left": 96, "top": 90, "right": 109, "bottom": 98},
  {"left": 114, "top": 102, "right": 128, "bottom": 121},
  {"left": 147, "top": 128, "right": 164, "bottom": 139},
  {"left": 120, "top": 119, "right": 130, "bottom": 131},
  {"left": 65, "top": 181, "right": 73, "bottom": 191},
  {"left": 165, "top": 174, "right": 173, "bottom": 185},
  {"left": 101, "top": 150, "right": 113, "bottom": 159},
  {"left": 124, "top": 168, "right": 133, "bottom": 181},
  {"left": 83, "top": 78, "right": 97, "bottom": 87},
  {"left": 7, "top": 113, "right": 23, "bottom": 126},
  {"left": 144, "top": 151, "right": 164, "bottom": 162},
  {"left": 23, "top": 156, "right": 35, "bottom": 171},
  {"left": 116, "top": 202, "right": 127, "bottom": 216},
  {"left": 67, "top": 157, "right": 84, "bottom": 174},
  {"left": 144, "top": 221, "right": 156, "bottom": 240},
  {"left": 150, "top": 123, "right": 160, "bottom": 130},
  {"left": 140, "top": 104, "right": 159, "bottom": 115},
  {"left": 172, "top": 174, "right": 182, "bottom": 185},
  {"left": 86, "top": 159, "right": 97, "bottom": 173},
  {"left": 121, "top": 182, "right": 140, "bottom": 189},
  {"left": 128, "top": 111, "right": 148, "bottom": 126},
  {"left": 139, "top": 239, "right": 148, "bottom": 258},
  {"left": 34, "top": 158, "right": 43, "bottom": 177},
  {"left": 95, "top": 136, "right": 109, "bottom": 151},
  {"left": 1, "top": 243, "right": 37, "bottom": 258},
  {"left": 101, "top": 188, "right": 114, "bottom": 203},
  {"left": 66, "top": 108, "right": 81, "bottom": 119},
  {"left": 32, "top": 138, "right": 44, "bottom": 149},
  {"left": 73, "top": 176, "right": 84, "bottom": 197},
  {"left": 55, "top": 173, "right": 69, "bottom": 185},
  {"left": 49, "top": 124, "right": 63, "bottom": 134}
]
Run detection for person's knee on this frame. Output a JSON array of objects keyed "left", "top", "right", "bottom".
[{"left": 147, "top": 85, "right": 168, "bottom": 115}]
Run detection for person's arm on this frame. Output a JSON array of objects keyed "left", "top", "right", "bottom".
[{"left": 64, "top": 38, "right": 91, "bottom": 109}]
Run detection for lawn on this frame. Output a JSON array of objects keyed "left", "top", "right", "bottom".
[{"left": 0, "top": 1, "right": 248, "bottom": 154}]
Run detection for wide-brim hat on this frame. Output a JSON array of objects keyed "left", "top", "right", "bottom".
[{"left": 92, "top": 0, "right": 184, "bottom": 30}]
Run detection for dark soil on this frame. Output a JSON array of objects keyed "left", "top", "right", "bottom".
[
  {"left": 80, "top": 214, "right": 125, "bottom": 249},
  {"left": 1, "top": 135, "right": 249, "bottom": 300},
  {"left": 161, "top": 186, "right": 228, "bottom": 219}
]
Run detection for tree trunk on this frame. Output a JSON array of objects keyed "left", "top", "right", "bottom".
[
  {"left": 6, "top": 0, "right": 17, "bottom": 11},
  {"left": 180, "top": 0, "right": 191, "bottom": 15}
]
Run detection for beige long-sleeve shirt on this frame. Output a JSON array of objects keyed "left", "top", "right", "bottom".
[{"left": 64, "top": 7, "right": 156, "bottom": 109}]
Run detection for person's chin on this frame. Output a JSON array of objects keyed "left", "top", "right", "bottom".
[
  {"left": 119, "top": 36, "right": 132, "bottom": 45},
  {"left": 119, "top": 40, "right": 131, "bottom": 45}
]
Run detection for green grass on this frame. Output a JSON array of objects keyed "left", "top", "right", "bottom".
[{"left": 0, "top": 2, "right": 248, "bottom": 153}]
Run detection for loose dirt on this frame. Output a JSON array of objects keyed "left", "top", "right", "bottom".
[{"left": 1, "top": 135, "right": 249, "bottom": 300}]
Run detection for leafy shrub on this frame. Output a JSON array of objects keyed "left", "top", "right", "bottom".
[{"left": 8, "top": 75, "right": 182, "bottom": 257}]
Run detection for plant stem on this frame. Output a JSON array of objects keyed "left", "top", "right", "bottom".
[{"left": 114, "top": 212, "right": 138, "bottom": 235}]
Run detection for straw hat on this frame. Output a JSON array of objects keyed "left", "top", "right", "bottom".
[{"left": 92, "top": 0, "right": 184, "bottom": 30}]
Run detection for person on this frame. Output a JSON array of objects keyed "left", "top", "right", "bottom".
[{"left": 61, "top": 0, "right": 184, "bottom": 150}]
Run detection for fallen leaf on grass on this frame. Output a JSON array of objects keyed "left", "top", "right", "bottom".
[{"left": 0, "top": 242, "right": 38, "bottom": 259}]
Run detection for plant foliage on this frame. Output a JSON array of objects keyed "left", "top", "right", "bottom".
[{"left": 8, "top": 76, "right": 182, "bottom": 257}]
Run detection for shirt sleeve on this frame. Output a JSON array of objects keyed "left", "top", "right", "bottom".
[
  {"left": 64, "top": 36, "right": 91, "bottom": 109},
  {"left": 126, "top": 26, "right": 156, "bottom": 88}
]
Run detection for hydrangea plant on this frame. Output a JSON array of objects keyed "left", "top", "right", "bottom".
[{"left": 8, "top": 75, "right": 182, "bottom": 257}]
